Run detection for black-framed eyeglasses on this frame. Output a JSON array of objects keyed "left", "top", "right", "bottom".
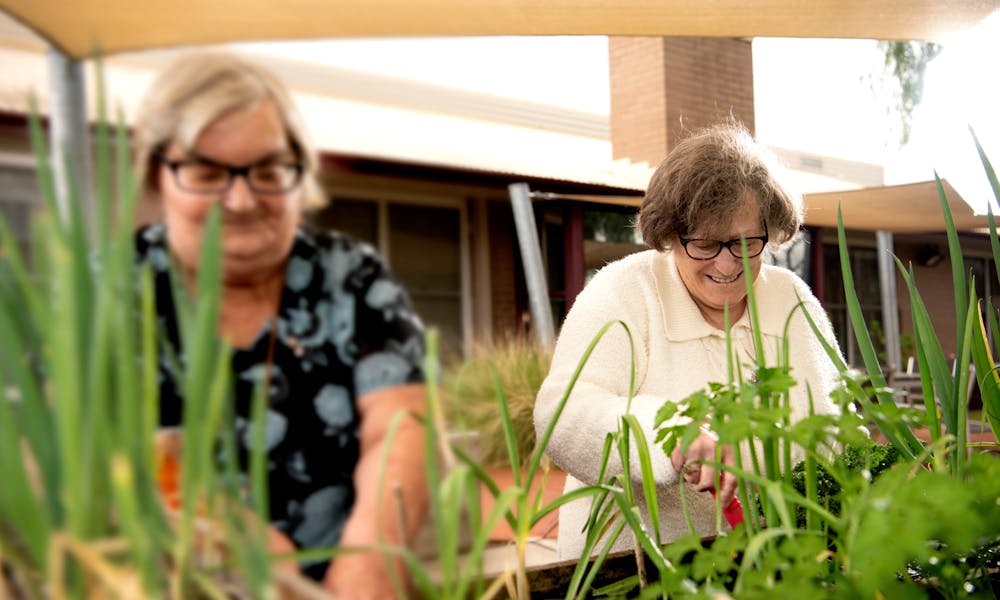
[
  {"left": 678, "top": 222, "right": 769, "bottom": 260},
  {"left": 158, "top": 154, "right": 304, "bottom": 195}
]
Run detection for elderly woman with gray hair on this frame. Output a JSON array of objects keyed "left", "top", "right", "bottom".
[
  {"left": 534, "top": 122, "right": 844, "bottom": 560},
  {"left": 133, "top": 52, "right": 427, "bottom": 598}
]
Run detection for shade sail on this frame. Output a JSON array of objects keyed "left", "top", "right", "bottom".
[{"left": 1, "top": 0, "right": 997, "bottom": 59}]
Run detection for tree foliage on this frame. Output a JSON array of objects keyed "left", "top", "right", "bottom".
[{"left": 878, "top": 40, "right": 943, "bottom": 146}]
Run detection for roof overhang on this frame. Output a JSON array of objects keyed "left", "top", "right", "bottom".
[
  {"left": 2, "top": 0, "right": 997, "bottom": 59},
  {"left": 802, "top": 179, "right": 990, "bottom": 234},
  {"left": 533, "top": 179, "right": 991, "bottom": 235}
]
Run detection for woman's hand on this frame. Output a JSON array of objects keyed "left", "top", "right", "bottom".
[{"left": 669, "top": 427, "right": 738, "bottom": 509}]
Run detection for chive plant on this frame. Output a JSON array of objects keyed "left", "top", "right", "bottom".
[{"left": 0, "top": 69, "right": 287, "bottom": 598}]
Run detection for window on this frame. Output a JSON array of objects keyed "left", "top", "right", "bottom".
[
  {"left": 311, "top": 196, "right": 465, "bottom": 362},
  {"left": 388, "top": 204, "right": 462, "bottom": 362},
  {"left": 541, "top": 213, "right": 567, "bottom": 326},
  {"left": 823, "top": 245, "right": 884, "bottom": 366},
  {"left": 312, "top": 197, "right": 377, "bottom": 245},
  {"left": 964, "top": 256, "right": 1000, "bottom": 354},
  {"left": 767, "top": 230, "right": 812, "bottom": 286},
  {"left": 0, "top": 163, "right": 39, "bottom": 272},
  {"left": 582, "top": 206, "right": 645, "bottom": 283}
]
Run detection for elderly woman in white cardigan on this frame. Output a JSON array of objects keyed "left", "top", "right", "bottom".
[{"left": 534, "top": 122, "right": 844, "bottom": 560}]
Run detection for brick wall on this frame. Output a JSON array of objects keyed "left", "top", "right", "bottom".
[
  {"left": 609, "top": 37, "right": 755, "bottom": 167},
  {"left": 488, "top": 200, "right": 523, "bottom": 338},
  {"left": 894, "top": 236, "right": 996, "bottom": 359},
  {"left": 609, "top": 38, "right": 669, "bottom": 167}
]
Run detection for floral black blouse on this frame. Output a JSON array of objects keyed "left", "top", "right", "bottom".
[{"left": 135, "top": 223, "right": 426, "bottom": 578}]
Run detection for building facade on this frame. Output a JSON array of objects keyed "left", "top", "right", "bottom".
[{"left": 0, "top": 29, "right": 991, "bottom": 368}]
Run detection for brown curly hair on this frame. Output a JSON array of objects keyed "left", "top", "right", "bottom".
[{"left": 638, "top": 121, "right": 802, "bottom": 252}]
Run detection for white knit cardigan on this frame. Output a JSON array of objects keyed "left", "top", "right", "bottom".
[{"left": 534, "top": 249, "right": 844, "bottom": 560}]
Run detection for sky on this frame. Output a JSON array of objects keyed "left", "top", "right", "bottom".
[
  {"left": 236, "top": 36, "right": 612, "bottom": 114},
  {"left": 237, "top": 11, "right": 1000, "bottom": 214},
  {"left": 756, "top": 11, "right": 1000, "bottom": 213},
  {"left": 888, "top": 11, "right": 1000, "bottom": 213},
  {"left": 752, "top": 38, "right": 889, "bottom": 166}
]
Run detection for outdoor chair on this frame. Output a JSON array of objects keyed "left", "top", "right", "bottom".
[{"left": 887, "top": 359, "right": 993, "bottom": 445}]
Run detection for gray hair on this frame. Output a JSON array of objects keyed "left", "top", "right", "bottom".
[{"left": 133, "top": 51, "right": 325, "bottom": 208}]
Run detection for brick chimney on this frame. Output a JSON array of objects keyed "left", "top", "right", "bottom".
[{"left": 609, "top": 37, "right": 756, "bottom": 167}]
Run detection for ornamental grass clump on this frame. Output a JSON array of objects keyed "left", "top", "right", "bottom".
[{"left": 442, "top": 337, "right": 550, "bottom": 467}]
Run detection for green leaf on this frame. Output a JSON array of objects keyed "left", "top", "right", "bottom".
[
  {"left": 527, "top": 319, "right": 635, "bottom": 481},
  {"left": 622, "top": 414, "right": 662, "bottom": 548},
  {"left": 0, "top": 376, "right": 52, "bottom": 567},
  {"left": 492, "top": 366, "right": 521, "bottom": 486},
  {"left": 894, "top": 257, "right": 955, "bottom": 434},
  {"left": 836, "top": 207, "right": 887, "bottom": 391}
]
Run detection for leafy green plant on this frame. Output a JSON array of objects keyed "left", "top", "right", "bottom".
[
  {"left": 628, "top": 131, "right": 1000, "bottom": 599},
  {"left": 789, "top": 439, "right": 902, "bottom": 526},
  {"left": 408, "top": 128, "right": 1000, "bottom": 599}
]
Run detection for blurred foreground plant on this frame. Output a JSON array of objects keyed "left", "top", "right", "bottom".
[{"left": 0, "top": 73, "right": 313, "bottom": 598}]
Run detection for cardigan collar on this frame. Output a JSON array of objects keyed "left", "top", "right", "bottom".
[{"left": 652, "top": 250, "right": 784, "bottom": 343}]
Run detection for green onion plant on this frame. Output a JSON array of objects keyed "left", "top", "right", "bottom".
[{"left": 0, "top": 66, "right": 301, "bottom": 599}]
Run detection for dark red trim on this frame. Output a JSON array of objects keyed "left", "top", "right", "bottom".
[
  {"left": 809, "top": 226, "right": 825, "bottom": 303},
  {"left": 0, "top": 110, "right": 35, "bottom": 139},
  {"left": 564, "top": 205, "right": 585, "bottom": 312}
]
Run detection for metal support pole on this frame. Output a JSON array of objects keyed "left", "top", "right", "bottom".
[
  {"left": 47, "top": 47, "right": 93, "bottom": 231},
  {"left": 509, "top": 183, "right": 555, "bottom": 351},
  {"left": 876, "top": 231, "right": 901, "bottom": 372}
]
